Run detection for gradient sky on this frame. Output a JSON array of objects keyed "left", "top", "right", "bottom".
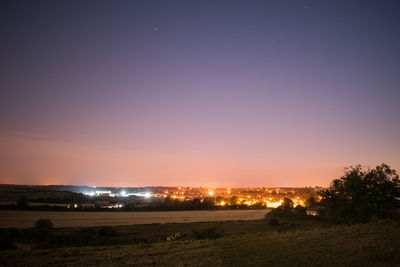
[{"left": 1, "top": 0, "right": 399, "bottom": 187}]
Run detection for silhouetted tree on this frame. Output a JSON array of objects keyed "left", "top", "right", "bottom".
[
  {"left": 202, "top": 197, "right": 216, "bottom": 208},
  {"left": 305, "top": 196, "right": 317, "bottom": 208},
  {"left": 216, "top": 196, "right": 224, "bottom": 203},
  {"left": 230, "top": 196, "right": 239, "bottom": 205},
  {"left": 190, "top": 198, "right": 202, "bottom": 209},
  {"left": 320, "top": 163, "right": 400, "bottom": 223},
  {"left": 282, "top": 197, "right": 293, "bottom": 209},
  {"left": 295, "top": 205, "right": 306, "bottom": 214}
]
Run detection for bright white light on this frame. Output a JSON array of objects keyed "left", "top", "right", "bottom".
[
  {"left": 96, "top": 190, "right": 111, "bottom": 195},
  {"left": 84, "top": 192, "right": 95, "bottom": 197},
  {"left": 124, "top": 192, "right": 152, "bottom": 198}
]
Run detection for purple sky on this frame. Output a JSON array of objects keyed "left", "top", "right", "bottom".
[{"left": 0, "top": 0, "right": 399, "bottom": 187}]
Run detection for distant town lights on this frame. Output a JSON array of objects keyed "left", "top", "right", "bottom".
[{"left": 76, "top": 187, "right": 313, "bottom": 209}]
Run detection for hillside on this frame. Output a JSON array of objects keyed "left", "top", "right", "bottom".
[{"left": 1, "top": 221, "right": 399, "bottom": 266}]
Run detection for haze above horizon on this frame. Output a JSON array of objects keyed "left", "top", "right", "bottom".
[{"left": 1, "top": 1, "right": 399, "bottom": 187}]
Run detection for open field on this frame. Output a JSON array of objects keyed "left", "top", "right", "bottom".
[
  {"left": 1, "top": 221, "right": 399, "bottom": 266},
  {"left": 0, "top": 209, "right": 269, "bottom": 228},
  {"left": 0, "top": 213, "right": 329, "bottom": 249}
]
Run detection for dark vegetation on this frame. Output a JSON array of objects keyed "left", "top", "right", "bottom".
[
  {"left": 265, "top": 197, "right": 309, "bottom": 219},
  {"left": 320, "top": 163, "right": 400, "bottom": 223},
  {"left": 0, "top": 185, "right": 89, "bottom": 204},
  {"left": 0, "top": 214, "right": 325, "bottom": 250},
  {"left": 1, "top": 221, "right": 399, "bottom": 266},
  {"left": 264, "top": 163, "right": 400, "bottom": 225}
]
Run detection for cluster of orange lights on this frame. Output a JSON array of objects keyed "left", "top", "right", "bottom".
[
  {"left": 214, "top": 196, "right": 305, "bottom": 208},
  {"left": 156, "top": 188, "right": 307, "bottom": 208}
]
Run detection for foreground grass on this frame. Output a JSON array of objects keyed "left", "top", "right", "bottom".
[{"left": 1, "top": 221, "right": 399, "bottom": 266}]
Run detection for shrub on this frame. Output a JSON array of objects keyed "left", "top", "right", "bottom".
[
  {"left": 265, "top": 207, "right": 292, "bottom": 218},
  {"left": 294, "top": 205, "right": 306, "bottom": 214},
  {"left": 305, "top": 197, "right": 318, "bottom": 208}
]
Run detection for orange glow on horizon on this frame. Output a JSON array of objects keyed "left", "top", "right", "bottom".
[{"left": 0, "top": 134, "right": 397, "bottom": 188}]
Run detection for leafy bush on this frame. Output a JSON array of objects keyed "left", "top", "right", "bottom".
[
  {"left": 265, "top": 207, "right": 293, "bottom": 217},
  {"left": 305, "top": 197, "right": 318, "bottom": 208},
  {"left": 265, "top": 205, "right": 309, "bottom": 220},
  {"left": 294, "top": 205, "right": 306, "bottom": 214}
]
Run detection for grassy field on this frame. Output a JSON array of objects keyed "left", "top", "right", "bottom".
[
  {"left": 1, "top": 221, "right": 399, "bottom": 266},
  {"left": 0, "top": 210, "right": 269, "bottom": 228},
  {"left": 9, "top": 215, "right": 327, "bottom": 248}
]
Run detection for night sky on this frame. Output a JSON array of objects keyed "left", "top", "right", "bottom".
[{"left": 1, "top": 0, "right": 399, "bottom": 187}]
